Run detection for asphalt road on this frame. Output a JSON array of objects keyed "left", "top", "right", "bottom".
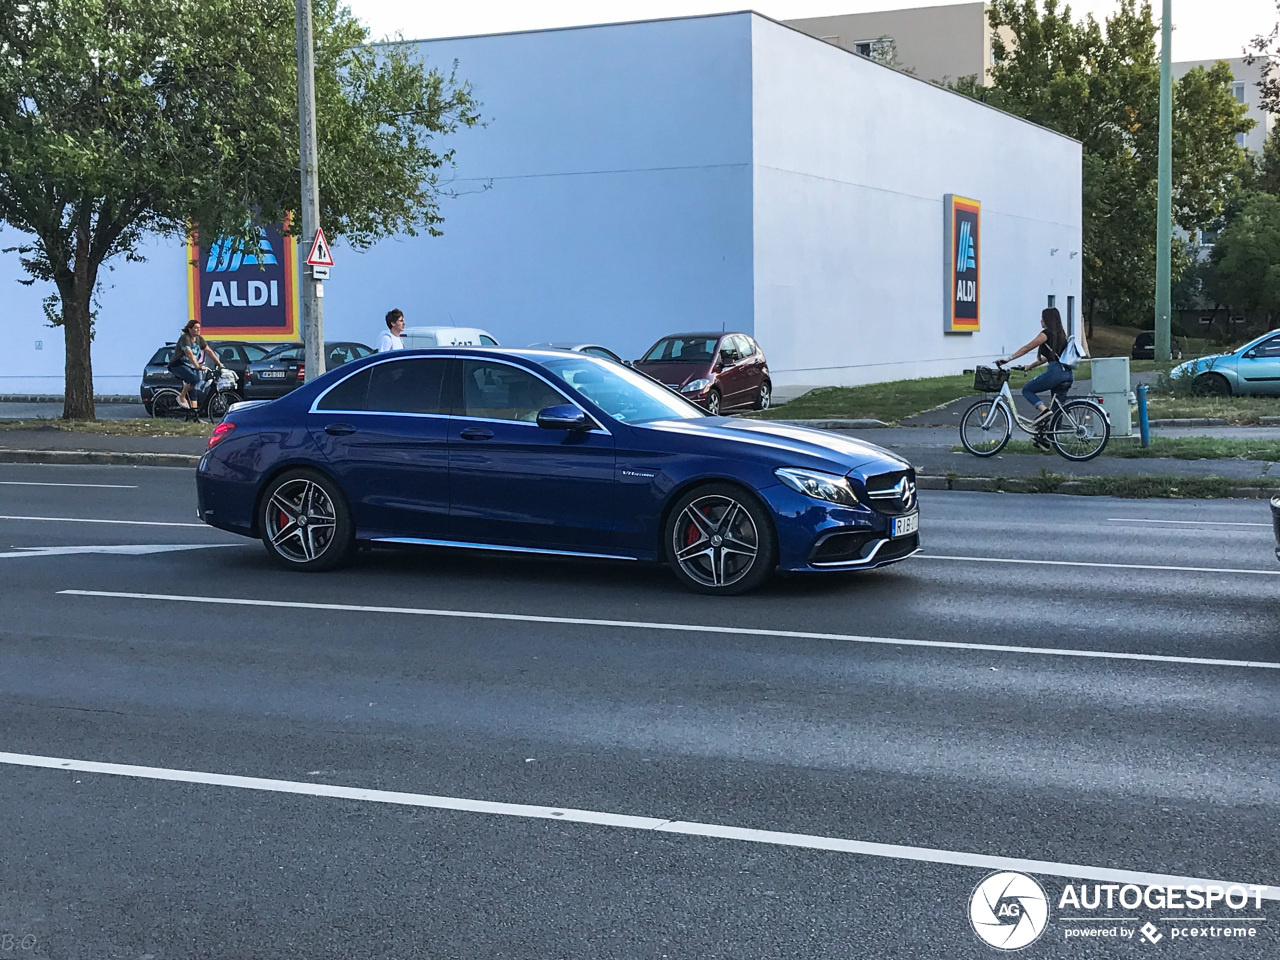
[{"left": 0, "top": 462, "right": 1277, "bottom": 959}]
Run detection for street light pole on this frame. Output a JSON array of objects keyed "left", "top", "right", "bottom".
[
  {"left": 295, "top": 0, "right": 324, "bottom": 382},
  {"left": 1154, "top": 0, "right": 1173, "bottom": 363}
]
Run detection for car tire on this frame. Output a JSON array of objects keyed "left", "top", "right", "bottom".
[
  {"left": 258, "top": 468, "right": 355, "bottom": 572},
  {"left": 705, "top": 388, "right": 722, "bottom": 416},
  {"left": 664, "top": 483, "right": 778, "bottom": 595},
  {"left": 755, "top": 380, "right": 772, "bottom": 411},
  {"left": 1193, "top": 374, "right": 1231, "bottom": 397}
]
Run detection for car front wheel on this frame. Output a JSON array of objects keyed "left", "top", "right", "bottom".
[
  {"left": 1193, "top": 374, "right": 1231, "bottom": 397},
  {"left": 705, "top": 388, "right": 722, "bottom": 416},
  {"left": 664, "top": 483, "right": 778, "bottom": 595},
  {"left": 259, "top": 468, "right": 354, "bottom": 571}
]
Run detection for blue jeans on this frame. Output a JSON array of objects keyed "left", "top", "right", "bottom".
[
  {"left": 170, "top": 364, "right": 202, "bottom": 388},
  {"left": 1022, "top": 361, "right": 1073, "bottom": 407}
]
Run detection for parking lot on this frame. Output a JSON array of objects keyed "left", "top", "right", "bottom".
[{"left": 0, "top": 461, "right": 1277, "bottom": 958}]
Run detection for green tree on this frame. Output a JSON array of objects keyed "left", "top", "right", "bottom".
[
  {"left": 978, "top": 0, "right": 1252, "bottom": 333},
  {"left": 1204, "top": 192, "right": 1280, "bottom": 324},
  {"left": 0, "top": 0, "right": 480, "bottom": 419}
]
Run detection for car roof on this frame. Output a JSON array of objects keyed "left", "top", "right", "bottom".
[{"left": 653, "top": 332, "right": 742, "bottom": 339}]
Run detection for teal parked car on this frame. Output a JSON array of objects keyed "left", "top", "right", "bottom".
[{"left": 1170, "top": 330, "right": 1280, "bottom": 396}]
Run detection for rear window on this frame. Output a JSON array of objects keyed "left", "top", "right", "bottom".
[
  {"left": 149, "top": 347, "right": 174, "bottom": 365},
  {"left": 243, "top": 344, "right": 272, "bottom": 361}
]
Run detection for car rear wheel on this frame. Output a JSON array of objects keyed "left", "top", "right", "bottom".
[
  {"left": 705, "top": 388, "right": 722, "bottom": 416},
  {"left": 259, "top": 469, "right": 354, "bottom": 571},
  {"left": 664, "top": 483, "right": 778, "bottom": 595},
  {"left": 755, "top": 380, "right": 772, "bottom": 411}
]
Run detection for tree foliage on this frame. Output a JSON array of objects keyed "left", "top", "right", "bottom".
[
  {"left": 0, "top": 0, "right": 481, "bottom": 418},
  {"left": 1204, "top": 193, "right": 1280, "bottom": 323},
  {"left": 975, "top": 0, "right": 1252, "bottom": 330}
]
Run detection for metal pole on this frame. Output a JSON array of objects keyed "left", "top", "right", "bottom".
[
  {"left": 295, "top": 0, "right": 324, "bottom": 381},
  {"left": 1137, "top": 383, "right": 1151, "bottom": 448},
  {"left": 1154, "top": 0, "right": 1173, "bottom": 363}
]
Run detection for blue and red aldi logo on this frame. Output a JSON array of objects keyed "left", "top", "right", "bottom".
[{"left": 187, "top": 222, "right": 299, "bottom": 341}]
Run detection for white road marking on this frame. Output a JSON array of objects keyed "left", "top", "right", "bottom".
[
  {"left": 58, "top": 590, "right": 1280, "bottom": 671},
  {"left": 0, "top": 515, "right": 205, "bottom": 528},
  {"left": 919, "top": 554, "right": 1280, "bottom": 577},
  {"left": 1108, "top": 517, "right": 1271, "bottom": 528},
  {"left": 0, "top": 544, "right": 237, "bottom": 560},
  {"left": 0, "top": 750, "right": 1274, "bottom": 901},
  {"left": 0, "top": 481, "right": 138, "bottom": 489}
]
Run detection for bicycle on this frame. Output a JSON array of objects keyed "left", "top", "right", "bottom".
[
  {"left": 151, "top": 366, "right": 241, "bottom": 423},
  {"left": 959, "top": 363, "right": 1110, "bottom": 461}
]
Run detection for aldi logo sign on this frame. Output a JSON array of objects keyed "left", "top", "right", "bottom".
[
  {"left": 944, "top": 195, "right": 980, "bottom": 334},
  {"left": 186, "top": 222, "right": 299, "bottom": 341}
]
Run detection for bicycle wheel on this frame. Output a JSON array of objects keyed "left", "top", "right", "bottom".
[
  {"left": 151, "top": 389, "right": 182, "bottom": 419},
  {"left": 960, "top": 399, "right": 1011, "bottom": 457},
  {"left": 1048, "top": 399, "right": 1110, "bottom": 461},
  {"left": 203, "top": 389, "right": 235, "bottom": 423}
]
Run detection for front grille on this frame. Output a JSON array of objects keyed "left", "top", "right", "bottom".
[
  {"left": 864, "top": 470, "right": 917, "bottom": 516},
  {"left": 875, "top": 532, "right": 919, "bottom": 563}
]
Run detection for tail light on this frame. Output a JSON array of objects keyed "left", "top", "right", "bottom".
[
  {"left": 207, "top": 422, "right": 236, "bottom": 450},
  {"left": 296, "top": 365, "right": 306, "bottom": 380}
]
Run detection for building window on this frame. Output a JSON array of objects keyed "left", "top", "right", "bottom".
[
  {"left": 1237, "top": 132, "right": 1247, "bottom": 148},
  {"left": 1233, "top": 81, "right": 1246, "bottom": 103},
  {"left": 853, "top": 37, "right": 894, "bottom": 60}
]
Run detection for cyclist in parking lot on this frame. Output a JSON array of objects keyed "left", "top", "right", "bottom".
[
  {"left": 997, "top": 307, "right": 1072, "bottom": 443},
  {"left": 169, "top": 319, "right": 223, "bottom": 409}
]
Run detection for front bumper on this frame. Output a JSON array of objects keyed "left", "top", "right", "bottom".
[{"left": 759, "top": 483, "right": 920, "bottom": 573}]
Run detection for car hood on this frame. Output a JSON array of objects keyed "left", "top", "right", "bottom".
[
  {"left": 1171, "top": 354, "right": 1234, "bottom": 378},
  {"left": 639, "top": 417, "right": 910, "bottom": 474},
  {"left": 633, "top": 361, "right": 712, "bottom": 386}
]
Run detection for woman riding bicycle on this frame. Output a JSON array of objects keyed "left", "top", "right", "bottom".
[
  {"left": 997, "top": 307, "right": 1071, "bottom": 444},
  {"left": 169, "top": 319, "right": 223, "bottom": 410}
]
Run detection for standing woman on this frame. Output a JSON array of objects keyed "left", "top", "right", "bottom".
[
  {"left": 998, "top": 307, "right": 1072, "bottom": 434},
  {"left": 169, "top": 319, "right": 220, "bottom": 409}
]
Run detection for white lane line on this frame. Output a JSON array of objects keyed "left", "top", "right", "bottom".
[
  {"left": 1, "top": 750, "right": 1274, "bottom": 901},
  {"left": 0, "top": 544, "right": 238, "bottom": 560},
  {"left": 58, "top": 590, "right": 1280, "bottom": 671},
  {"left": 1108, "top": 517, "right": 1271, "bottom": 528},
  {"left": 0, "top": 481, "right": 138, "bottom": 489},
  {"left": 0, "top": 515, "right": 205, "bottom": 528},
  {"left": 919, "top": 554, "right": 1280, "bottom": 577}
]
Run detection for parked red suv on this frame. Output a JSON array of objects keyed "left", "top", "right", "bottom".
[{"left": 634, "top": 332, "right": 771, "bottom": 415}]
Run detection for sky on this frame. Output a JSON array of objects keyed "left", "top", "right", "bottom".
[{"left": 347, "top": 0, "right": 1276, "bottom": 63}]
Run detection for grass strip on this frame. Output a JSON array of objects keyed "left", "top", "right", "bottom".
[
  {"left": 757, "top": 374, "right": 974, "bottom": 422},
  {"left": 987, "top": 470, "right": 1280, "bottom": 499},
  {"left": 0, "top": 418, "right": 213, "bottom": 437},
  {"left": 953, "top": 437, "right": 1280, "bottom": 461}
]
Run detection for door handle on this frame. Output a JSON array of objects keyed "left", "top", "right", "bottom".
[
  {"left": 324, "top": 423, "right": 357, "bottom": 436},
  {"left": 459, "top": 427, "right": 494, "bottom": 441}
]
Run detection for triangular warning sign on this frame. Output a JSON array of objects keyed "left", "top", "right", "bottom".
[{"left": 305, "top": 228, "right": 335, "bottom": 267}]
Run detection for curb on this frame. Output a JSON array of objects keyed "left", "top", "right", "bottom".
[
  {"left": 0, "top": 395, "right": 142, "bottom": 405},
  {"left": 767, "top": 418, "right": 893, "bottom": 429},
  {"left": 1146, "top": 418, "right": 1228, "bottom": 427},
  {"left": 0, "top": 448, "right": 200, "bottom": 468},
  {"left": 916, "top": 474, "right": 1277, "bottom": 499}
]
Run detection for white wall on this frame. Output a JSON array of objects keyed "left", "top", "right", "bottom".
[{"left": 750, "top": 16, "right": 1083, "bottom": 388}]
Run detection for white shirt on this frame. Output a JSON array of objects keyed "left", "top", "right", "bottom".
[{"left": 376, "top": 331, "right": 403, "bottom": 353}]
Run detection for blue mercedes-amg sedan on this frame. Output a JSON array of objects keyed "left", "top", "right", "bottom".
[{"left": 196, "top": 349, "right": 919, "bottom": 594}]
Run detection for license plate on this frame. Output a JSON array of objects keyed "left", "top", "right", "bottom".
[
  {"left": 891, "top": 512, "right": 919, "bottom": 538},
  {"left": 259, "top": 370, "right": 287, "bottom": 379}
]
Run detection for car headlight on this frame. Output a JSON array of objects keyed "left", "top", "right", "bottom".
[
  {"left": 681, "top": 378, "right": 712, "bottom": 394},
  {"left": 774, "top": 467, "right": 860, "bottom": 506}
]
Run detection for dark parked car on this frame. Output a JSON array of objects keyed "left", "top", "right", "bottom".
[
  {"left": 633, "top": 332, "right": 770, "bottom": 415},
  {"left": 526, "top": 341, "right": 626, "bottom": 364},
  {"left": 197, "top": 349, "right": 919, "bottom": 594},
  {"left": 141, "top": 340, "right": 282, "bottom": 415},
  {"left": 242, "top": 341, "right": 373, "bottom": 400},
  {"left": 1131, "top": 330, "right": 1183, "bottom": 361}
]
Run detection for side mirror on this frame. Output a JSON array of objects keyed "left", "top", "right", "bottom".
[
  {"left": 1244, "top": 350, "right": 1257, "bottom": 360},
  {"left": 536, "top": 403, "right": 593, "bottom": 431}
]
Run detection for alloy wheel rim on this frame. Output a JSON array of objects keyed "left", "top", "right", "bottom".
[
  {"left": 265, "top": 479, "right": 337, "bottom": 563},
  {"left": 708, "top": 393, "right": 720, "bottom": 415},
  {"left": 760, "top": 384, "right": 771, "bottom": 408},
  {"left": 673, "top": 494, "right": 759, "bottom": 587}
]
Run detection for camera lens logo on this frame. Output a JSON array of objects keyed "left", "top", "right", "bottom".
[{"left": 969, "top": 871, "right": 1050, "bottom": 950}]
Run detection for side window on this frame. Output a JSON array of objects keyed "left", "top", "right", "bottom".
[
  {"left": 1253, "top": 337, "right": 1280, "bottom": 359},
  {"left": 317, "top": 367, "right": 373, "bottom": 411},
  {"left": 479, "top": 335, "right": 498, "bottom": 346},
  {"left": 737, "top": 336, "right": 757, "bottom": 358},
  {"left": 365, "top": 358, "right": 449, "bottom": 414},
  {"left": 218, "top": 346, "right": 241, "bottom": 364},
  {"left": 719, "top": 338, "right": 742, "bottom": 363},
  {"left": 462, "top": 360, "right": 567, "bottom": 423}
]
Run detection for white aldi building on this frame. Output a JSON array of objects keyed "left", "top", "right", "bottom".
[{"left": 0, "top": 12, "right": 1082, "bottom": 396}]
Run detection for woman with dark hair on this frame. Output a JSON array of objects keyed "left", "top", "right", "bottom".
[
  {"left": 997, "top": 307, "right": 1072, "bottom": 434},
  {"left": 168, "top": 319, "right": 222, "bottom": 409}
]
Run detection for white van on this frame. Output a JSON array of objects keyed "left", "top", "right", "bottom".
[{"left": 400, "top": 326, "right": 499, "bottom": 349}]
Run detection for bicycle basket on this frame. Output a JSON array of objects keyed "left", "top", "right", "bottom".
[{"left": 973, "top": 366, "right": 1009, "bottom": 392}]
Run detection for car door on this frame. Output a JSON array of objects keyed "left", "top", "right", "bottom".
[
  {"left": 714, "top": 336, "right": 748, "bottom": 409},
  {"left": 308, "top": 356, "right": 451, "bottom": 540},
  {"left": 734, "top": 335, "right": 765, "bottom": 403},
  {"left": 448, "top": 358, "right": 617, "bottom": 552},
  {"left": 1236, "top": 335, "right": 1280, "bottom": 395}
]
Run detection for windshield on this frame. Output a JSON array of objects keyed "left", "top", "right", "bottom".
[
  {"left": 243, "top": 344, "right": 273, "bottom": 361},
  {"left": 641, "top": 336, "right": 718, "bottom": 363},
  {"left": 541, "top": 356, "right": 705, "bottom": 424}
]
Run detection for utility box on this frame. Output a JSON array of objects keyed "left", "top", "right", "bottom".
[{"left": 1087, "top": 356, "right": 1133, "bottom": 437}]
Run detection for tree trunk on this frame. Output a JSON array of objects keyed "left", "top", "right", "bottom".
[{"left": 61, "top": 210, "right": 97, "bottom": 421}]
